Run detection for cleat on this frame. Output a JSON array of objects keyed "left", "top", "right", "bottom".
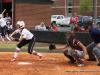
[
  {"left": 8, "top": 40, "right": 11, "bottom": 43},
  {"left": 1, "top": 41, "right": 4, "bottom": 43},
  {"left": 39, "top": 55, "right": 44, "bottom": 60},
  {"left": 77, "top": 63, "right": 84, "bottom": 67},
  {"left": 68, "top": 60, "right": 76, "bottom": 63},
  {"left": 87, "top": 58, "right": 97, "bottom": 61},
  {"left": 11, "top": 57, "right": 16, "bottom": 61}
]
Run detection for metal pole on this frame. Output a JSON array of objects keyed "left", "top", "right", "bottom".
[
  {"left": 65, "top": 0, "right": 67, "bottom": 16},
  {"left": 1, "top": 0, "right": 3, "bottom": 13},
  {"left": 12, "top": 0, "right": 13, "bottom": 29},
  {"left": 94, "top": 0, "right": 97, "bottom": 26}
]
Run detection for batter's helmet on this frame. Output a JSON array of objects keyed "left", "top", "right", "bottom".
[
  {"left": 16, "top": 21, "right": 25, "bottom": 28},
  {"left": 66, "top": 31, "right": 76, "bottom": 39}
]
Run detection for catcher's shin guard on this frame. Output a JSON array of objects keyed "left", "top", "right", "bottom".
[
  {"left": 63, "top": 50, "right": 75, "bottom": 62},
  {"left": 71, "top": 50, "right": 83, "bottom": 64}
]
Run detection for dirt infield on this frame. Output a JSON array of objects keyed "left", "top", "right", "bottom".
[{"left": 0, "top": 52, "right": 100, "bottom": 75}]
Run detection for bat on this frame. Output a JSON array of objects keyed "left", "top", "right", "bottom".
[{"left": 1, "top": 9, "right": 6, "bottom": 14}]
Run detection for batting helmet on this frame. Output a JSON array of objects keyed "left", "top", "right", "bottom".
[
  {"left": 66, "top": 31, "right": 76, "bottom": 39},
  {"left": 16, "top": 21, "right": 25, "bottom": 28}
]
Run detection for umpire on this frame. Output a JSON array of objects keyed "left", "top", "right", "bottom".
[{"left": 85, "top": 23, "right": 100, "bottom": 66}]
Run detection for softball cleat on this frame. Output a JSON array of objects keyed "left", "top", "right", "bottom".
[
  {"left": 77, "top": 63, "right": 84, "bottom": 67},
  {"left": 11, "top": 57, "right": 16, "bottom": 61},
  {"left": 8, "top": 40, "right": 11, "bottom": 43},
  {"left": 1, "top": 41, "right": 4, "bottom": 43},
  {"left": 39, "top": 55, "right": 44, "bottom": 60}
]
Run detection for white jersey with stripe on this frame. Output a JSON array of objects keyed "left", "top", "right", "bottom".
[
  {"left": 15, "top": 28, "right": 34, "bottom": 40},
  {"left": 5, "top": 17, "right": 11, "bottom": 22},
  {"left": 8, "top": 25, "right": 12, "bottom": 30},
  {"left": 0, "top": 18, "right": 6, "bottom": 27}
]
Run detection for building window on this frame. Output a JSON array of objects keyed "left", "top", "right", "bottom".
[
  {"left": 68, "top": 0, "right": 73, "bottom": 6},
  {"left": 77, "top": 1, "right": 79, "bottom": 4},
  {"left": 61, "top": 2, "right": 63, "bottom": 4},
  {"left": 68, "top": 8, "right": 72, "bottom": 13}
]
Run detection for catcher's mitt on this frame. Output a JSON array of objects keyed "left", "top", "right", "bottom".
[{"left": 49, "top": 43, "right": 56, "bottom": 50}]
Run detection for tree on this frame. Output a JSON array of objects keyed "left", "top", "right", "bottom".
[{"left": 78, "top": 0, "right": 93, "bottom": 14}]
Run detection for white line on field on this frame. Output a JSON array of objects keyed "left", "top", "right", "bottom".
[
  {"left": 57, "top": 66, "right": 61, "bottom": 70},
  {"left": 0, "top": 58, "right": 67, "bottom": 60}
]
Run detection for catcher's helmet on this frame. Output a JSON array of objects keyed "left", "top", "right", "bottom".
[
  {"left": 66, "top": 31, "right": 75, "bottom": 39},
  {"left": 16, "top": 21, "right": 25, "bottom": 28}
]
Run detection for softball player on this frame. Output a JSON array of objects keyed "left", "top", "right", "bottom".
[
  {"left": 0, "top": 14, "right": 11, "bottom": 43},
  {"left": 6, "top": 22, "right": 12, "bottom": 37},
  {"left": 85, "top": 23, "right": 100, "bottom": 66},
  {"left": 50, "top": 31, "right": 87, "bottom": 67},
  {"left": 10, "top": 21, "right": 44, "bottom": 61}
]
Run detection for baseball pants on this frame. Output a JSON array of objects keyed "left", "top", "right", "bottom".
[
  {"left": 1, "top": 25, "right": 8, "bottom": 36},
  {"left": 17, "top": 36, "right": 35, "bottom": 54},
  {"left": 64, "top": 49, "right": 84, "bottom": 64},
  {"left": 87, "top": 43, "right": 100, "bottom": 62}
]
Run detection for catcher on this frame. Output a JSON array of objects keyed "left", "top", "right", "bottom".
[
  {"left": 10, "top": 21, "right": 44, "bottom": 61},
  {"left": 49, "top": 31, "right": 87, "bottom": 67}
]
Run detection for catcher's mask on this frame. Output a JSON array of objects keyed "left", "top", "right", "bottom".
[{"left": 66, "top": 31, "right": 76, "bottom": 41}]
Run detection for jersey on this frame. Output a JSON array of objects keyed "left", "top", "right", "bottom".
[
  {"left": 15, "top": 28, "right": 34, "bottom": 40},
  {"left": 70, "top": 16, "right": 78, "bottom": 23},
  {"left": 0, "top": 18, "right": 6, "bottom": 27},
  {"left": 5, "top": 17, "right": 11, "bottom": 22},
  {"left": 66, "top": 38, "right": 82, "bottom": 51},
  {"left": 8, "top": 25, "right": 12, "bottom": 30},
  {"left": 35, "top": 25, "right": 46, "bottom": 31}
]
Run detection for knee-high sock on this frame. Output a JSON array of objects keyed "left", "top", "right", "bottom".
[
  {"left": 33, "top": 50, "right": 42, "bottom": 56},
  {"left": 5, "top": 34, "right": 10, "bottom": 40},
  {"left": 2, "top": 36, "right": 4, "bottom": 41},
  {"left": 14, "top": 47, "right": 20, "bottom": 58}
]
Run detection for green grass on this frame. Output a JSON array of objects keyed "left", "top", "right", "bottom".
[{"left": 0, "top": 45, "right": 48, "bottom": 50}]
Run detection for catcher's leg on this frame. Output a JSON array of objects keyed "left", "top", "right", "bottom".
[
  {"left": 71, "top": 50, "right": 84, "bottom": 66},
  {"left": 63, "top": 50, "right": 76, "bottom": 63}
]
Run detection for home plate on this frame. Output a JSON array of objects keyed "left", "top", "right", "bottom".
[{"left": 18, "top": 62, "right": 32, "bottom": 65}]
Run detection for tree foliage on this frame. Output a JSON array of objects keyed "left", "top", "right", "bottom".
[{"left": 78, "top": 0, "right": 93, "bottom": 14}]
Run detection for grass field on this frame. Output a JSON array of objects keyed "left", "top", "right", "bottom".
[{"left": 0, "top": 45, "right": 48, "bottom": 50}]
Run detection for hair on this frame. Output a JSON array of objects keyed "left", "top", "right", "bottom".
[
  {"left": 40, "top": 22, "right": 44, "bottom": 26},
  {"left": 73, "top": 22, "right": 78, "bottom": 25}
]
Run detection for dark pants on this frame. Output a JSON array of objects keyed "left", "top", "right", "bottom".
[
  {"left": 7, "top": 30, "right": 9, "bottom": 36},
  {"left": 17, "top": 36, "right": 35, "bottom": 54},
  {"left": 1, "top": 25, "right": 8, "bottom": 36}
]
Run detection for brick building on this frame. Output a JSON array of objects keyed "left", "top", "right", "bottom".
[
  {"left": 51, "top": 0, "right": 100, "bottom": 17},
  {"left": 0, "top": 0, "right": 54, "bottom": 29}
]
